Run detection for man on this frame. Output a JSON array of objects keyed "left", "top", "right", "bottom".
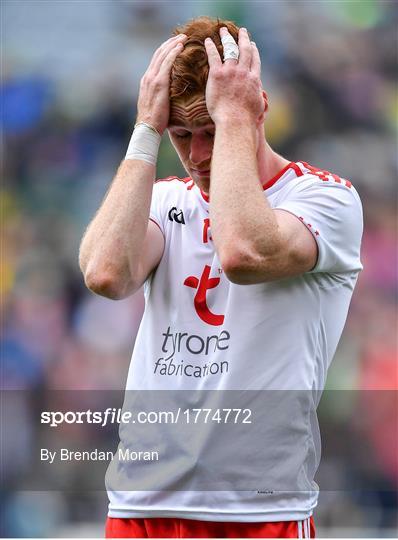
[{"left": 79, "top": 16, "right": 363, "bottom": 539}]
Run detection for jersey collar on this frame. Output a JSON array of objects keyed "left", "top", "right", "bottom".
[
  {"left": 193, "top": 162, "right": 303, "bottom": 203},
  {"left": 262, "top": 162, "right": 303, "bottom": 191}
]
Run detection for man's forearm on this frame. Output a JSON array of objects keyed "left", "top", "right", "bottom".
[
  {"left": 79, "top": 159, "right": 155, "bottom": 298},
  {"left": 209, "top": 120, "right": 281, "bottom": 271}
]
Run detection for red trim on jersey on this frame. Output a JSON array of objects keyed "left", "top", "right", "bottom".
[
  {"left": 200, "top": 188, "right": 210, "bottom": 202},
  {"left": 196, "top": 162, "right": 304, "bottom": 203},
  {"left": 262, "top": 162, "right": 304, "bottom": 191},
  {"left": 202, "top": 218, "right": 211, "bottom": 243},
  {"left": 154, "top": 176, "right": 178, "bottom": 184},
  {"left": 155, "top": 176, "right": 191, "bottom": 184},
  {"left": 300, "top": 162, "right": 352, "bottom": 189},
  {"left": 155, "top": 175, "right": 203, "bottom": 195},
  {"left": 148, "top": 217, "right": 163, "bottom": 235},
  {"left": 156, "top": 162, "right": 351, "bottom": 204}
]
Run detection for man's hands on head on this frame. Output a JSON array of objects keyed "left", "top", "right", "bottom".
[
  {"left": 137, "top": 34, "right": 188, "bottom": 135},
  {"left": 204, "top": 27, "right": 264, "bottom": 126},
  {"left": 204, "top": 28, "right": 318, "bottom": 284},
  {"left": 79, "top": 36, "right": 190, "bottom": 299}
]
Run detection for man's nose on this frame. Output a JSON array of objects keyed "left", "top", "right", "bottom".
[{"left": 189, "top": 134, "right": 212, "bottom": 166}]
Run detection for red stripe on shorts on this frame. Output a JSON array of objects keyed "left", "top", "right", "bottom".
[{"left": 105, "top": 516, "right": 316, "bottom": 538}]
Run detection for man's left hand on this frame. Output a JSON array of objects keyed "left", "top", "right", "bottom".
[{"left": 204, "top": 27, "right": 264, "bottom": 125}]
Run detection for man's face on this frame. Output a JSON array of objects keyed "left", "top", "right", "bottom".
[{"left": 168, "top": 94, "right": 215, "bottom": 193}]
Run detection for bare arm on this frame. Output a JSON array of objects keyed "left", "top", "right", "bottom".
[
  {"left": 209, "top": 120, "right": 317, "bottom": 284},
  {"left": 79, "top": 34, "right": 187, "bottom": 299},
  {"left": 79, "top": 159, "right": 164, "bottom": 299},
  {"left": 205, "top": 28, "right": 317, "bottom": 284}
]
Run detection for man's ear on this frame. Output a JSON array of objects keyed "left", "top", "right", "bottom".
[{"left": 256, "top": 90, "right": 268, "bottom": 126}]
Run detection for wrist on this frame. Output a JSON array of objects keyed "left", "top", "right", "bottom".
[
  {"left": 135, "top": 121, "right": 161, "bottom": 136},
  {"left": 215, "top": 115, "right": 258, "bottom": 140},
  {"left": 125, "top": 122, "right": 161, "bottom": 165},
  {"left": 215, "top": 108, "right": 256, "bottom": 125},
  {"left": 136, "top": 115, "right": 164, "bottom": 136}
]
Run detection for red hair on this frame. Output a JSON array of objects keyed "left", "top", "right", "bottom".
[{"left": 170, "top": 16, "right": 241, "bottom": 100}]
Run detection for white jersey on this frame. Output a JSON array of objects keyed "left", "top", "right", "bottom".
[{"left": 106, "top": 161, "right": 363, "bottom": 522}]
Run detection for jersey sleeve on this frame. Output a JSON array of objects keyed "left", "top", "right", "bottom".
[{"left": 275, "top": 176, "right": 363, "bottom": 274}]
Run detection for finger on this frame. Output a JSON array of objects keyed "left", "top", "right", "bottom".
[
  {"left": 151, "top": 34, "right": 187, "bottom": 71},
  {"left": 153, "top": 35, "right": 187, "bottom": 71},
  {"left": 219, "top": 27, "right": 239, "bottom": 64},
  {"left": 204, "top": 37, "right": 222, "bottom": 69},
  {"left": 237, "top": 27, "right": 252, "bottom": 68},
  {"left": 250, "top": 41, "right": 261, "bottom": 77},
  {"left": 158, "top": 40, "right": 186, "bottom": 76},
  {"left": 154, "top": 34, "right": 187, "bottom": 68},
  {"left": 151, "top": 35, "right": 180, "bottom": 62}
]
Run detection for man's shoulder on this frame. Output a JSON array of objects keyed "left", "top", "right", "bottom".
[
  {"left": 277, "top": 161, "right": 361, "bottom": 203},
  {"left": 297, "top": 162, "right": 354, "bottom": 189},
  {"left": 151, "top": 176, "right": 199, "bottom": 223},
  {"left": 153, "top": 175, "right": 196, "bottom": 200}
]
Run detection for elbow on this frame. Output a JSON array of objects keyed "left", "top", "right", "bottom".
[
  {"left": 79, "top": 247, "right": 135, "bottom": 299},
  {"left": 83, "top": 268, "right": 132, "bottom": 300},
  {"left": 219, "top": 245, "right": 282, "bottom": 285},
  {"left": 219, "top": 249, "right": 261, "bottom": 285}
]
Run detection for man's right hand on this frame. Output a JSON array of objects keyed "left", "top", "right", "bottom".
[
  {"left": 80, "top": 35, "right": 187, "bottom": 300},
  {"left": 136, "top": 34, "right": 188, "bottom": 135}
]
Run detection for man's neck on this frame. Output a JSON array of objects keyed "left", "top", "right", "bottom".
[
  {"left": 257, "top": 132, "right": 291, "bottom": 185},
  {"left": 198, "top": 131, "right": 290, "bottom": 196}
]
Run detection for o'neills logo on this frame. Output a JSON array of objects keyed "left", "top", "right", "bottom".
[{"left": 153, "top": 326, "right": 230, "bottom": 378}]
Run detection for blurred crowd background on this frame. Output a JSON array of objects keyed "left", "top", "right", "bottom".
[{"left": 2, "top": 0, "right": 397, "bottom": 537}]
